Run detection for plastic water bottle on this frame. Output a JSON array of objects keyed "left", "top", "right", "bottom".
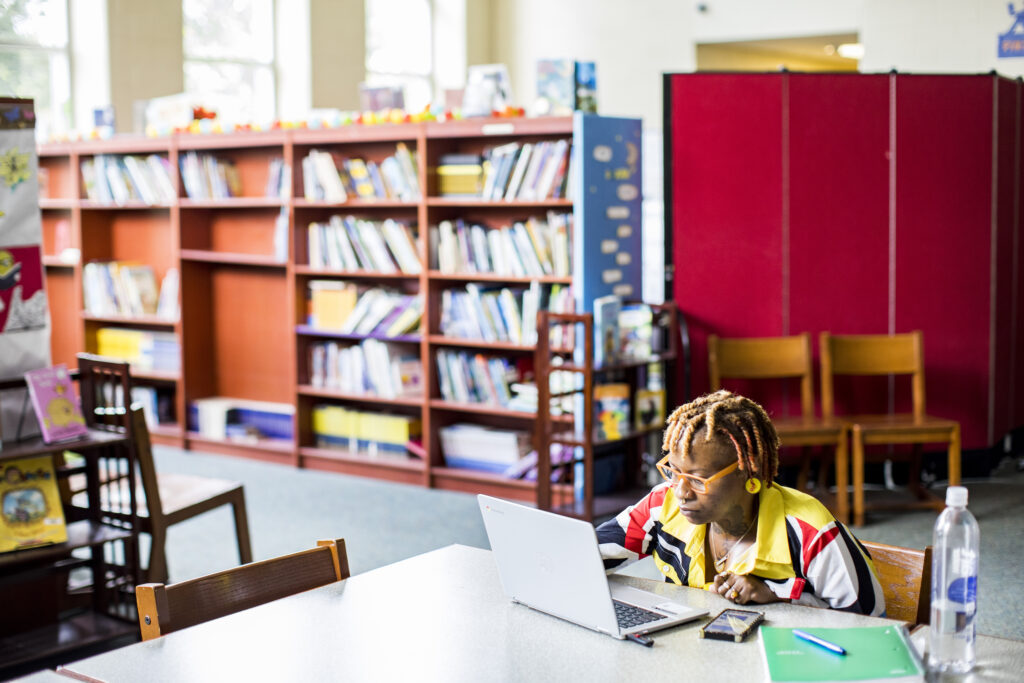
[{"left": 928, "top": 486, "right": 979, "bottom": 674}]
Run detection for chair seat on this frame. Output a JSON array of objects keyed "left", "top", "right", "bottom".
[
  {"left": 71, "top": 472, "right": 244, "bottom": 521},
  {"left": 842, "top": 413, "right": 958, "bottom": 443},
  {"left": 772, "top": 416, "right": 846, "bottom": 442}
]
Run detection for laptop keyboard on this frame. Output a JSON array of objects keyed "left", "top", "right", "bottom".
[{"left": 613, "top": 600, "right": 665, "bottom": 629}]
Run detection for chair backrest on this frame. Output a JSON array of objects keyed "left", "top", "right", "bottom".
[
  {"left": 76, "top": 353, "right": 134, "bottom": 434},
  {"left": 136, "top": 538, "right": 350, "bottom": 640},
  {"left": 860, "top": 540, "right": 932, "bottom": 625},
  {"left": 129, "top": 405, "right": 164, "bottom": 523},
  {"left": 819, "top": 331, "right": 926, "bottom": 419},
  {"left": 708, "top": 332, "right": 815, "bottom": 418}
]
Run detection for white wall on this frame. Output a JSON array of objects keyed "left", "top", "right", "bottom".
[
  {"left": 491, "top": 0, "right": 695, "bottom": 128},
  {"left": 689, "top": 0, "right": 862, "bottom": 43},
  {"left": 861, "top": 0, "right": 1024, "bottom": 77}
]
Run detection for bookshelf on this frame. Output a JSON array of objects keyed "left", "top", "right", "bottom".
[{"left": 37, "top": 115, "right": 647, "bottom": 508}]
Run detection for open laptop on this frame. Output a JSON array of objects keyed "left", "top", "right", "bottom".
[{"left": 478, "top": 494, "right": 708, "bottom": 640}]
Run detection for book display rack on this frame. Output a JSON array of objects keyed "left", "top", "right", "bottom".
[{"left": 37, "top": 115, "right": 653, "bottom": 509}]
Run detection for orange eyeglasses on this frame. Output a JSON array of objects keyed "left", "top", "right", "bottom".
[{"left": 655, "top": 456, "right": 738, "bottom": 494}]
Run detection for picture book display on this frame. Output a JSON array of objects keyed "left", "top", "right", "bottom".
[
  {"left": 1, "top": 455, "right": 68, "bottom": 552},
  {"left": 759, "top": 625, "right": 924, "bottom": 683},
  {"left": 634, "top": 388, "right": 666, "bottom": 430},
  {"left": 594, "top": 383, "right": 630, "bottom": 440},
  {"left": 24, "top": 364, "right": 88, "bottom": 443}
]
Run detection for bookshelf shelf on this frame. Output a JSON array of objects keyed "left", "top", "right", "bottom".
[
  {"left": 293, "top": 266, "right": 418, "bottom": 280},
  {"left": 37, "top": 114, "right": 645, "bottom": 513},
  {"left": 39, "top": 198, "right": 75, "bottom": 209},
  {"left": 294, "top": 325, "right": 421, "bottom": 343},
  {"left": 427, "top": 271, "right": 572, "bottom": 285},
  {"left": 180, "top": 197, "right": 286, "bottom": 209},
  {"left": 0, "top": 521, "right": 134, "bottom": 572},
  {"left": 296, "top": 384, "right": 423, "bottom": 405},
  {"left": 428, "top": 399, "right": 536, "bottom": 419},
  {"left": 179, "top": 249, "right": 287, "bottom": 268},
  {"left": 0, "top": 611, "right": 138, "bottom": 672},
  {"left": 129, "top": 369, "right": 180, "bottom": 382},
  {"left": 425, "top": 335, "right": 534, "bottom": 352},
  {"left": 80, "top": 313, "right": 177, "bottom": 327}
]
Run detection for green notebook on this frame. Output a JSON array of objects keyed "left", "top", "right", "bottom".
[{"left": 759, "top": 626, "right": 925, "bottom": 683}]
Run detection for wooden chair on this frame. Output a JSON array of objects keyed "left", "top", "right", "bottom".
[
  {"left": 136, "top": 538, "right": 349, "bottom": 640},
  {"left": 71, "top": 355, "right": 254, "bottom": 583},
  {"left": 130, "top": 405, "right": 253, "bottom": 583},
  {"left": 820, "top": 331, "right": 961, "bottom": 527},
  {"left": 708, "top": 332, "right": 850, "bottom": 523},
  {"left": 860, "top": 540, "right": 932, "bottom": 626}
]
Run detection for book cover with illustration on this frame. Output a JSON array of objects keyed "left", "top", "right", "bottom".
[
  {"left": 594, "top": 383, "right": 630, "bottom": 441},
  {"left": 593, "top": 295, "right": 621, "bottom": 367},
  {"left": 634, "top": 388, "right": 666, "bottom": 430},
  {"left": 1, "top": 455, "right": 68, "bottom": 553},
  {"left": 24, "top": 364, "right": 88, "bottom": 443}
]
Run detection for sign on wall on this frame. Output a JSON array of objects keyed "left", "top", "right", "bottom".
[
  {"left": 998, "top": 4, "right": 1024, "bottom": 58},
  {"left": 0, "top": 98, "right": 51, "bottom": 444}
]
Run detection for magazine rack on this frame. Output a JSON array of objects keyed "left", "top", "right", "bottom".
[{"left": 0, "top": 374, "right": 139, "bottom": 677}]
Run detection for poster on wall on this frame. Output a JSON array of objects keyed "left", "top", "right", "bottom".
[{"left": 0, "top": 98, "right": 52, "bottom": 445}]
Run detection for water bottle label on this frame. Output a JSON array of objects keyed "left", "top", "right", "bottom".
[{"left": 947, "top": 576, "right": 977, "bottom": 604}]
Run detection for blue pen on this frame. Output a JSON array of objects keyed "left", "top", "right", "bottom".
[{"left": 792, "top": 629, "right": 847, "bottom": 656}]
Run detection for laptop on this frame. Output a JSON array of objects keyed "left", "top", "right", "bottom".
[{"left": 478, "top": 494, "right": 708, "bottom": 640}]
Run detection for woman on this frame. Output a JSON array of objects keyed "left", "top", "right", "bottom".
[{"left": 596, "top": 390, "right": 885, "bottom": 615}]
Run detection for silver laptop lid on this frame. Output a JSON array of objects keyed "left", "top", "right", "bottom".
[{"left": 478, "top": 494, "right": 623, "bottom": 636}]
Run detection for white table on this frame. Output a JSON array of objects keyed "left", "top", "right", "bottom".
[{"left": 58, "top": 544, "right": 1023, "bottom": 682}]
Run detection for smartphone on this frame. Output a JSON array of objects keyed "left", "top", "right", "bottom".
[{"left": 698, "top": 608, "right": 765, "bottom": 642}]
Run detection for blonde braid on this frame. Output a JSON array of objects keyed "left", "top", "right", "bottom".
[{"left": 661, "top": 390, "right": 780, "bottom": 487}]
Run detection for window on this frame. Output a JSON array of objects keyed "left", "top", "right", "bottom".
[
  {"left": 365, "top": 0, "right": 434, "bottom": 112},
  {"left": 0, "top": 0, "right": 72, "bottom": 140},
  {"left": 183, "top": 0, "right": 276, "bottom": 124}
]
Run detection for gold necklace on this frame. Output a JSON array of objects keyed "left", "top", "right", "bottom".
[{"left": 711, "top": 514, "right": 757, "bottom": 573}]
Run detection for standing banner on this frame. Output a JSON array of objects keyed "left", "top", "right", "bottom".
[{"left": 0, "top": 98, "right": 51, "bottom": 445}]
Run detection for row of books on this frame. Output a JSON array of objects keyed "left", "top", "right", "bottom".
[
  {"left": 432, "top": 212, "right": 572, "bottom": 278},
  {"left": 479, "top": 139, "right": 573, "bottom": 201},
  {"left": 307, "top": 216, "right": 420, "bottom": 273},
  {"left": 307, "top": 283, "right": 423, "bottom": 337},
  {"left": 81, "top": 154, "right": 176, "bottom": 205},
  {"left": 189, "top": 397, "right": 294, "bottom": 442},
  {"left": 301, "top": 144, "right": 420, "bottom": 202},
  {"left": 439, "top": 423, "right": 531, "bottom": 474},
  {"left": 435, "top": 349, "right": 521, "bottom": 409},
  {"left": 95, "top": 327, "right": 181, "bottom": 374},
  {"left": 82, "top": 262, "right": 179, "bottom": 320},
  {"left": 592, "top": 297, "right": 665, "bottom": 366},
  {"left": 311, "top": 404, "right": 421, "bottom": 457},
  {"left": 179, "top": 152, "right": 242, "bottom": 200},
  {"left": 308, "top": 338, "right": 423, "bottom": 399},
  {"left": 265, "top": 157, "right": 291, "bottom": 199},
  {"left": 440, "top": 281, "right": 571, "bottom": 346},
  {"left": 130, "top": 385, "right": 176, "bottom": 428}
]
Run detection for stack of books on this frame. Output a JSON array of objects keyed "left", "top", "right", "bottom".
[
  {"left": 436, "top": 153, "right": 485, "bottom": 197},
  {"left": 311, "top": 404, "right": 421, "bottom": 457},
  {"left": 301, "top": 143, "right": 420, "bottom": 202},
  {"left": 306, "top": 283, "right": 422, "bottom": 337},
  {"left": 432, "top": 212, "right": 571, "bottom": 277},
  {"left": 95, "top": 327, "right": 181, "bottom": 373},
  {"left": 81, "top": 154, "right": 176, "bottom": 205},
  {"left": 308, "top": 338, "right": 422, "bottom": 398},
  {"left": 178, "top": 152, "right": 243, "bottom": 199},
  {"left": 189, "top": 398, "right": 294, "bottom": 442},
  {"left": 82, "top": 262, "right": 176, "bottom": 319},
  {"left": 265, "top": 157, "right": 291, "bottom": 199},
  {"left": 435, "top": 350, "right": 521, "bottom": 409},
  {"left": 477, "top": 140, "right": 573, "bottom": 201},
  {"left": 439, "top": 423, "right": 531, "bottom": 473},
  {"left": 307, "top": 216, "right": 420, "bottom": 273}
]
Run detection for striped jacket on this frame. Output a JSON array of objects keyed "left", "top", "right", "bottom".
[{"left": 596, "top": 482, "right": 886, "bottom": 616}]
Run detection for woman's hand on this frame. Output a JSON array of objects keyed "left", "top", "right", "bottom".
[{"left": 713, "top": 571, "right": 780, "bottom": 605}]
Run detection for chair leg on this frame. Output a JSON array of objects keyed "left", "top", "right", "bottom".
[
  {"left": 948, "top": 424, "right": 961, "bottom": 486},
  {"left": 147, "top": 528, "right": 169, "bottom": 585},
  {"left": 852, "top": 426, "right": 865, "bottom": 527},
  {"left": 834, "top": 435, "right": 849, "bottom": 526},
  {"left": 908, "top": 444, "right": 928, "bottom": 501},
  {"left": 231, "top": 490, "right": 254, "bottom": 565}
]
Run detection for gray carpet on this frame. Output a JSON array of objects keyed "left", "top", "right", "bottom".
[{"left": 152, "top": 445, "right": 1024, "bottom": 640}]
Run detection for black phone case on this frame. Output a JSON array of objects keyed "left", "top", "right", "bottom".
[{"left": 698, "top": 608, "right": 765, "bottom": 642}]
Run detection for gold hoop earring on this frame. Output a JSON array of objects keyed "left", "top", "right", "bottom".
[{"left": 744, "top": 478, "right": 761, "bottom": 494}]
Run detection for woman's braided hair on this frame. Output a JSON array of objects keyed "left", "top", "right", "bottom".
[{"left": 661, "top": 390, "right": 780, "bottom": 487}]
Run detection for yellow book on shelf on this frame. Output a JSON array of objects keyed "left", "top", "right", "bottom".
[
  {"left": 1, "top": 455, "right": 68, "bottom": 553},
  {"left": 310, "top": 281, "right": 357, "bottom": 330}
]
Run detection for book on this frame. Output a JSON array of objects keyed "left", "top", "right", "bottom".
[
  {"left": 592, "top": 295, "right": 622, "bottom": 366},
  {"left": 594, "top": 383, "right": 630, "bottom": 440},
  {"left": 24, "top": 364, "right": 88, "bottom": 444},
  {"left": 759, "top": 625, "right": 924, "bottom": 683},
  {"left": 535, "top": 58, "right": 576, "bottom": 116},
  {"left": 634, "top": 388, "right": 666, "bottom": 430},
  {"left": 0, "top": 455, "right": 68, "bottom": 553},
  {"left": 619, "top": 303, "right": 654, "bottom": 360}
]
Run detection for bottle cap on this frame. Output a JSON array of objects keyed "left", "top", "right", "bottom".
[{"left": 946, "top": 486, "right": 968, "bottom": 507}]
